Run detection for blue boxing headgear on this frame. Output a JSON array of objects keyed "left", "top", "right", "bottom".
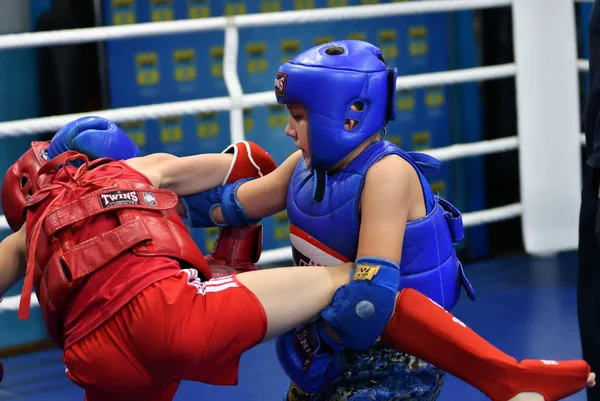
[{"left": 275, "top": 40, "right": 398, "bottom": 170}]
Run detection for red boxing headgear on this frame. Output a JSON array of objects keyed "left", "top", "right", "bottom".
[{"left": 1, "top": 141, "right": 52, "bottom": 231}]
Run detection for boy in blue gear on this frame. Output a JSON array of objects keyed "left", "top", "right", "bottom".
[{"left": 273, "top": 40, "right": 474, "bottom": 400}]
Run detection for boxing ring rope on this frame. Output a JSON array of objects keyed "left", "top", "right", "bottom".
[
  {"left": 0, "top": 0, "right": 512, "bottom": 51},
  {"left": 0, "top": 0, "right": 592, "bottom": 309},
  {"left": 0, "top": 64, "right": 519, "bottom": 137}
]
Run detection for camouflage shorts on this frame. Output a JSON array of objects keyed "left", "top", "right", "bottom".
[{"left": 285, "top": 342, "right": 444, "bottom": 401}]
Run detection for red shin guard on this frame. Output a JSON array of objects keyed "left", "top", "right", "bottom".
[{"left": 381, "top": 288, "right": 590, "bottom": 401}]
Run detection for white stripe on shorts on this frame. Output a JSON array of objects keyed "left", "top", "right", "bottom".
[
  {"left": 180, "top": 269, "right": 240, "bottom": 295},
  {"left": 205, "top": 281, "right": 239, "bottom": 293}
]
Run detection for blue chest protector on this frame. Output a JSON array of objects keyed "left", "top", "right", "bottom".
[{"left": 287, "top": 140, "right": 475, "bottom": 310}]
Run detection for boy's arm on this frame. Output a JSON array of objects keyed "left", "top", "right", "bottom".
[
  {"left": 211, "top": 150, "right": 303, "bottom": 223},
  {"left": 0, "top": 225, "right": 28, "bottom": 298},
  {"left": 127, "top": 144, "right": 292, "bottom": 227},
  {"left": 125, "top": 152, "right": 234, "bottom": 195}
]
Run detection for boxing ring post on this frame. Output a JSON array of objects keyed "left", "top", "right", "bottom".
[
  {"left": 223, "top": 23, "right": 246, "bottom": 144},
  {"left": 511, "top": 0, "right": 582, "bottom": 256}
]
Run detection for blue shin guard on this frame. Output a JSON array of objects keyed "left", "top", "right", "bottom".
[{"left": 321, "top": 256, "right": 400, "bottom": 350}]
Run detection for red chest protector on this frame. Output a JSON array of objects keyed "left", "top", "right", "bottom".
[{"left": 19, "top": 155, "right": 210, "bottom": 346}]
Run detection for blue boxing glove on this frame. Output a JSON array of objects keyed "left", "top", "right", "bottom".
[
  {"left": 48, "top": 116, "right": 140, "bottom": 161},
  {"left": 276, "top": 320, "right": 346, "bottom": 394},
  {"left": 180, "top": 140, "right": 276, "bottom": 228},
  {"left": 180, "top": 178, "right": 259, "bottom": 228}
]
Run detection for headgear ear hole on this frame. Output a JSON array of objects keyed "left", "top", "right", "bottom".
[
  {"left": 325, "top": 46, "right": 345, "bottom": 56},
  {"left": 345, "top": 120, "right": 359, "bottom": 131},
  {"left": 377, "top": 52, "right": 386, "bottom": 64},
  {"left": 345, "top": 102, "right": 365, "bottom": 131},
  {"left": 352, "top": 102, "right": 364, "bottom": 112},
  {"left": 20, "top": 176, "right": 28, "bottom": 189}
]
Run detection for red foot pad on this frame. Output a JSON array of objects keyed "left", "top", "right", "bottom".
[
  {"left": 504, "top": 359, "right": 590, "bottom": 401},
  {"left": 380, "top": 288, "right": 591, "bottom": 401}
]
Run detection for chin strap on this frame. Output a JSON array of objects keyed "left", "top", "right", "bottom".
[{"left": 312, "top": 167, "right": 327, "bottom": 203}]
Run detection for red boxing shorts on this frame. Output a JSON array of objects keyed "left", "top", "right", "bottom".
[{"left": 63, "top": 269, "right": 267, "bottom": 401}]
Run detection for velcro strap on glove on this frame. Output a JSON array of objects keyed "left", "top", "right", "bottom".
[{"left": 181, "top": 178, "right": 258, "bottom": 227}]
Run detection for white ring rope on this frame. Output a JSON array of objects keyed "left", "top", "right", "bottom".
[
  {"left": 1, "top": 294, "right": 37, "bottom": 313},
  {"left": 0, "top": 135, "right": 531, "bottom": 232},
  {"left": 426, "top": 136, "right": 518, "bottom": 161},
  {"left": 0, "top": 0, "right": 512, "bottom": 51},
  {"left": 0, "top": 198, "right": 524, "bottom": 312},
  {"left": 397, "top": 64, "right": 516, "bottom": 90},
  {"left": 0, "top": 199, "right": 525, "bottom": 313},
  {"left": 0, "top": 64, "right": 517, "bottom": 138},
  {"left": 257, "top": 203, "right": 524, "bottom": 266}
]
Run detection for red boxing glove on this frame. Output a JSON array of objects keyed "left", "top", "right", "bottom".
[
  {"left": 207, "top": 225, "right": 263, "bottom": 278},
  {"left": 206, "top": 141, "right": 272, "bottom": 277},
  {"left": 220, "top": 141, "right": 277, "bottom": 184}
]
